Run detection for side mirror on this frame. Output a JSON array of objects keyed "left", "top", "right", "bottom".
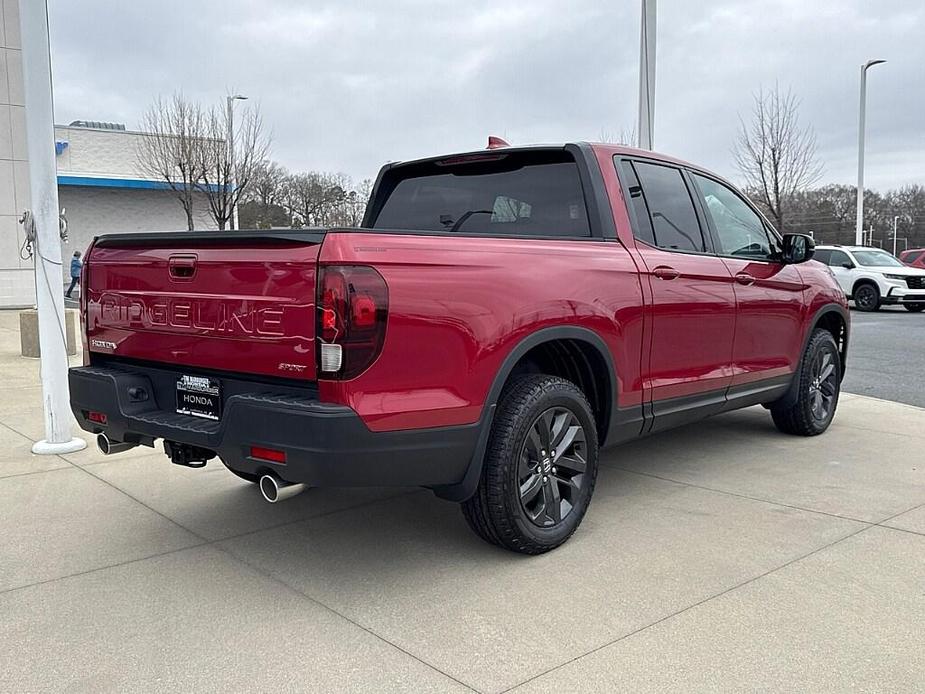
[
  {"left": 781, "top": 233, "right": 815, "bottom": 264},
  {"left": 841, "top": 261, "right": 854, "bottom": 270}
]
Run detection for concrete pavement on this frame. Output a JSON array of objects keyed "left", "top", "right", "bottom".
[{"left": 0, "top": 311, "right": 923, "bottom": 693}]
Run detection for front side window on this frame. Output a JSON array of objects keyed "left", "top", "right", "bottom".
[
  {"left": 902, "top": 250, "right": 922, "bottom": 263},
  {"left": 852, "top": 249, "right": 903, "bottom": 267},
  {"left": 632, "top": 162, "right": 705, "bottom": 252},
  {"left": 693, "top": 174, "right": 774, "bottom": 259}
]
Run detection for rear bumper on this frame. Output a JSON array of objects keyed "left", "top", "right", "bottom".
[{"left": 69, "top": 365, "right": 478, "bottom": 488}]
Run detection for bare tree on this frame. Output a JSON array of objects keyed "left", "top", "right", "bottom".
[
  {"left": 198, "top": 100, "right": 270, "bottom": 230},
  {"left": 345, "top": 178, "right": 373, "bottom": 226},
  {"left": 250, "top": 160, "right": 288, "bottom": 217},
  {"left": 733, "top": 85, "right": 823, "bottom": 230},
  {"left": 598, "top": 126, "right": 637, "bottom": 146},
  {"left": 136, "top": 94, "right": 207, "bottom": 230},
  {"left": 281, "top": 172, "right": 347, "bottom": 227}
]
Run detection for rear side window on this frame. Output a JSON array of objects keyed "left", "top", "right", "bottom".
[
  {"left": 904, "top": 250, "right": 923, "bottom": 263},
  {"left": 371, "top": 152, "right": 591, "bottom": 237},
  {"left": 813, "top": 249, "right": 831, "bottom": 264},
  {"left": 618, "top": 161, "right": 657, "bottom": 247},
  {"left": 632, "top": 161, "right": 706, "bottom": 252}
]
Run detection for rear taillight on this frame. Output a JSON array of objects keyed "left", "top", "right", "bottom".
[
  {"left": 317, "top": 265, "right": 388, "bottom": 379},
  {"left": 80, "top": 241, "right": 94, "bottom": 366}
]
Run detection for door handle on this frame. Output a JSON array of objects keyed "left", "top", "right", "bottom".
[
  {"left": 734, "top": 272, "right": 756, "bottom": 286},
  {"left": 168, "top": 254, "right": 198, "bottom": 280},
  {"left": 652, "top": 266, "right": 680, "bottom": 280}
]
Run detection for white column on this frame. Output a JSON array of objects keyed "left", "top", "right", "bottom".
[
  {"left": 19, "top": 0, "right": 85, "bottom": 454},
  {"left": 855, "top": 59, "right": 885, "bottom": 246},
  {"left": 637, "top": 0, "right": 656, "bottom": 150},
  {"left": 855, "top": 65, "right": 867, "bottom": 246}
]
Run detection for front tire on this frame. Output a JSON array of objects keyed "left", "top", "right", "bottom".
[
  {"left": 771, "top": 330, "right": 841, "bottom": 436},
  {"left": 852, "top": 283, "right": 880, "bottom": 312},
  {"left": 461, "top": 375, "right": 599, "bottom": 554}
]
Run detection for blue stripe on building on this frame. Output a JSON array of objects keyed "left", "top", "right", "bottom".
[{"left": 57, "top": 175, "right": 223, "bottom": 193}]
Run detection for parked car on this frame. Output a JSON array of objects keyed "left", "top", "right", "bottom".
[
  {"left": 814, "top": 245, "right": 925, "bottom": 312},
  {"left": 69, "top": 142, "right": 849, "bottom": 554},
  {"left": 898, "top": 248, "right": 925, "bottom": 269}
]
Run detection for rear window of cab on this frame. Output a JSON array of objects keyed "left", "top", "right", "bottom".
[{"left": 370, "top": 151, "right": 591, "bottom": 237}]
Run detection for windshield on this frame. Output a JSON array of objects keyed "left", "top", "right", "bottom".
[{"left": 852, "top": 249, "right": 904, "bottom": 267}]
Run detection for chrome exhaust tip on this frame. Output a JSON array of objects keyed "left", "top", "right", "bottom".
[
  {"left": 258, "top": 473, "right": 306, "bottom": 503},
  {"left": 96, "top": 433, "right": 137, "bottom": 455}
]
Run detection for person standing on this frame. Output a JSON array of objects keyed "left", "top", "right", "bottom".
[{"left": 66, "top": 251, "right": 82, "bottom": 298}]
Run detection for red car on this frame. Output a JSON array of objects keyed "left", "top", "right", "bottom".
[
  {"left": 70, "top": 142, "right": 849, "bottom": 554},
  {"left": 899, "top": 248, "right": 925, "bottom": 269}
]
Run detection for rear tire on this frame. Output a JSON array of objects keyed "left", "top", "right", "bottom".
[
  {"left": 771, "top": 330, "right": 841, "bottom": 436},
  {"left": 461, "top": 375, "right": 599, "bottom": 554},
  {"left": 904, "top": 304, "right": 925, "bottom": 312},
  {"left": 852, "top": 283, "right": 880, "bottom": 312}
]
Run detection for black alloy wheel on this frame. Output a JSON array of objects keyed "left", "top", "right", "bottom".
[
  {"left": 853, "top": 284, "right": 880, "bottom": 311},
  {"left": 807, "top": 349, "right": 838, "bottom": 425},
  {"left": 518, "top": 407, "right": 588, "bottom": 527}
]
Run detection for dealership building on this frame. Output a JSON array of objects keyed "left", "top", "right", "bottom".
[
  {"left": 54, "top": 121, "right": 216, "bottom": 270},
  {"left": 0, "top": 117, "right": 217, "bottom": 307},
  {"left": 1, "top": 12, "right": 217, "bottom": 308}
]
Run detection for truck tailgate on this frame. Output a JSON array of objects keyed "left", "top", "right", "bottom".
[{"left": 86, "top": 234, "right": 321, "bottom": 381}]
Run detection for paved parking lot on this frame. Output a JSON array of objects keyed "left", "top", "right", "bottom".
[
  {"left": 1, "top": 310, "right": 923, "bottom": 693},
  {"left": 842, "top": 305, "right": 925, "bottom": 408}
]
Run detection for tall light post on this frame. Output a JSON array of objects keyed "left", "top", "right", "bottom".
[
  {"left": 855, "top": 59, "right": 886, "bottom": 245},
  {"left": 892, "top": 215, "right": 910, "bottom": 257},
  {"left": 637, "top": 0, "right": 656, "bottom": 150},
  {"left": 226, "top": 94, "right": 248, "bottom": 230}
]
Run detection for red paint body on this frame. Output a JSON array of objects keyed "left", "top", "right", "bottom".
[
  {"left": 82, "top": 144, "right": 847, "bottom": 438},
  {"left": 899, "top": 248, "right": 925, "bottom": 268}
]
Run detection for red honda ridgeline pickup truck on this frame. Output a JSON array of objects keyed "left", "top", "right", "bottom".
[{"left": 70, "top": 142, "right": 849, "bottom": 554}]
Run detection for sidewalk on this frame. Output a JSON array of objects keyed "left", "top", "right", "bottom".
[{"left": 0, "top": 310, "right": 922, "bottom": 693}]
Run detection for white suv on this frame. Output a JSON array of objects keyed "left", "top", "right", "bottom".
[{"left": 814, "top": 245, "right": 925, "bottom": 312}]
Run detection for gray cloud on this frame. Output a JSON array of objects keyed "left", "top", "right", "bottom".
[{"left": 48, "top": 0, "right": 924, "bottom": 190}]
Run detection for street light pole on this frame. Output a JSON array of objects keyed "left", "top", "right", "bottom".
[
  {"left": 19, "top": 0, "right": 86, "bottom": 454},
  {"left": 855, "top": 59, "right": 886, "bottom": 245},
  {"left": 637, "top": 0, "right": 656, "bottom": 150},
  {"left": 226, "top": 94, "right": 247, "bottom": 230},
  {"left": 893, "top": 215, "right": 900, "bottom": 257}
]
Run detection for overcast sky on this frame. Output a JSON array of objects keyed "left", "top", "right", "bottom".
[{"left": 47, "top": 0, "right": 923, "bottom": 191}]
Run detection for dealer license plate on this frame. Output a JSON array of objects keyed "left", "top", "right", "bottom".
[{"left": 176, "top": 375, "right": 222, "bottom": 421}]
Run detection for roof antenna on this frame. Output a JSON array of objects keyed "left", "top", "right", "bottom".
[{"left": 487, "top": 136, "right": 510, "bottom": 150}]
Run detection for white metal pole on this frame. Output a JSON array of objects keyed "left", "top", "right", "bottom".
[
  {"left": 855, "top": 66, "right": 867, "bottom": 245},
  {"left": 855, "top": 59, "right": 885, "bottom": 246},
  {"left": 226, "top": 96, "right": 235, "bottom": 230},
  {"left": 893, "top": 215, "right": 899, "bottom": 257},
  {"left": 637, "top": 0, "right": 656, "bottom": 150},
  {"left": 19, "top": 0, "right": 85, "bottom": 455}
]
